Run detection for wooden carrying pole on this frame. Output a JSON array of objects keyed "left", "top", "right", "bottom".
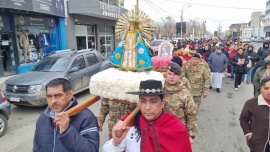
[
  {"left": 66, "top": 96, "right": 100, "bottom": 117},
  {"left": 115, "top": 106, "right": 141, "bottom": 137}
]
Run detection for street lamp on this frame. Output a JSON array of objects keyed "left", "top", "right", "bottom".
[{"left": 180, "top": 3, "right": 191, "bottom": 38}]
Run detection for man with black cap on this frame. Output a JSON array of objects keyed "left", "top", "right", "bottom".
[
  {"left": 102, "top": 80, "right": 192, "bottom": 152},
  {"left": 163, "top": 62, "right": 198, "bottom": 144},
  {"left": 171, "top": 56, "right": 191, "bottom": 90},
  {"left": 182, "top": 53, "right": 211, "bottom": 108},
  {"left": 219, "top": 43, "right": 229, "bottom": 58}
]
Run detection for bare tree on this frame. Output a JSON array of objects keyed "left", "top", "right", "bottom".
[
  {"left": 217, "top": 23, "right": 223, "bottom": 36},
  {"left": 156, "top": 16, "right": 176, "bottom": 39}
]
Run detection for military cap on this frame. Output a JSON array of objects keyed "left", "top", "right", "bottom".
[
  {"left": 191, "top": 53, "right": 201, "bottom": 58},
  {"left": 171, "top": 56, "right": 183, "bottom": 67},
  {"left": 168, "top": 62, "right": 181, "bottom": 75}
]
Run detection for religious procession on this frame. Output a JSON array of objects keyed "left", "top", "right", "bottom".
[{"left": 1, "top": 0, "right": 270, "bottom": 152}]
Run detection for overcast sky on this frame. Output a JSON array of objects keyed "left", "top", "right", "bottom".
[{"left": 124, "top": 0, "right": 266, "bottom": 34}]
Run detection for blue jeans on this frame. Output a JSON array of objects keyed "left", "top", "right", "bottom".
[
  {"left": 230, "top": 64, "right": 234, "bottom": 80},
  {"left": 246, "top": 67, "right": 253, "bottom": 83}
]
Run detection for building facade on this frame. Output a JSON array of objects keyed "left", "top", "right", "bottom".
[
  {"left": 264, "top": 0, "right": 270, "bottom": 37},
  {"left": 251, "top": 11, "right": 262, "bottom": 27},
  {"left": 67, "top": 0, "right": 127, "bottom": 58},
  {"left": 0, "top": 0, "right": 67, "bottom": 77}
]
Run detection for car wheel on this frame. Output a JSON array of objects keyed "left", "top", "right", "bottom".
[{"left": 0, "top": 114, "right": 8, "bottom": 137}]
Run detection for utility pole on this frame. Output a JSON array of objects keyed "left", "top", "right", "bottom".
[{"left": 180, "top": 3, "right": 191, "bottom": 38}]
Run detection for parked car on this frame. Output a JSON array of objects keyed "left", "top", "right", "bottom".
[
  {"left": 4, "top": 49, "right": 109, "bottom": 107},
  {"left": 150, "top": 40, "right": 165, "bottom": 55},
  {"left": 251, "top": 36, "right": 258, "bottom": 42},
  {"left": 256, "top": 38, "right": 264, "bottom": 43},
  {"left": 242, "top": 38, "right": 251, "bottom": 43},
  {"left": 0, "top": 89, "right": 11, "bottom": 137}
]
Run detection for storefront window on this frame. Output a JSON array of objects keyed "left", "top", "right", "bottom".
[
  {"left": 99, "top": 25, "right": 114, "bottom": 57},
  {"left": 14, "top": 15, "right": 59, "bottom": 65},
  {"left": 75, "top": 25, "right": 96, "bottom": 50},
  {"left": 87, "top": 25, "right": 95, "bottom": 49}
]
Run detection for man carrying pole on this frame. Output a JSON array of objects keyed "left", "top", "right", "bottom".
[
  {"left": 102, "top": 80, "right": 192, "bottom": 152},
  {"left": 33, "top": 78, "right": 99, "bottom": 152}
]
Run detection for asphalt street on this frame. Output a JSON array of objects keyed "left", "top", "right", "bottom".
[{"left": 0, "top": 42, "right": 262, "bottom": 152}]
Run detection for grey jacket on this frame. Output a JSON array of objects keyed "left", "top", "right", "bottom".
[{"left": 208, "top": 52, "right": 228, "bottom": 73}]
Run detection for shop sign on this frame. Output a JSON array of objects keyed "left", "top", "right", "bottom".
[
  {"left": 0, "top": 14, "right": 11, "bottom": 32},
  {"left": 0, "top": 0, "right": 65, "bottom": 17},
  {"left": 100, "top": 1, "right": 121, "bottom": 18},
  {"left": 14, "top": 15, "right": 56, "bottom": 27},
  {"left": 32, "top": 0, "right": 65, "bottom": 17}
]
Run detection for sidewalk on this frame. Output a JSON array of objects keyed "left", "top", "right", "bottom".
[{"left": 0, "top": 75, "right": 15, "bottom": 89}]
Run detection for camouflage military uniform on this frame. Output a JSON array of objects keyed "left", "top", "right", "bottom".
[
  {"left": 163, "top": 72, "right": 191, "bottom": 91},
  {"left": 97, "top": 99, "right": 136, "bottom": 137},
  {"left": 182, "top": 61, "right": 211, "bottom": 107},
  {"left": 163, "top": 82, "right": 198, "bottom": 138},
  {"left": 180, "top": 76, "right": 191, "bottom": 91}
]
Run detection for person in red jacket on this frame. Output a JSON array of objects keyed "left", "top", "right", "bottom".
[{"left": 229, "top": 44, "right": 238, "bottom": 81}]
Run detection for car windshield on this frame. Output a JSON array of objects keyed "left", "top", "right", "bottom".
[
  {"left": 32, "top": 57, "right": 70, "bottom": 72},
  {"left": 150, "top": 41, "right": 163, "bottom": 46}
]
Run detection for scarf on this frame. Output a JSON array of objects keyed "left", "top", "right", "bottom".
[{"left": 139, "top": 112, "right": 192, "bottom": 152}]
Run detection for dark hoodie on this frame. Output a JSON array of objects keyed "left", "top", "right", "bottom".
[
  {"left": 253, "top": 57, "right": 270, "bottom": 96},
  {"left": 202, "top": 45, "right": 212, "bottom": 60},
  {"left": 243, "top": 45, "right": 257, "bottom": 67},
  {"left": 257, "top": 41, "right": 270, "bottom": 60},
  {"left": 251, "top": 52, "right": 270, "bottom": 82}
]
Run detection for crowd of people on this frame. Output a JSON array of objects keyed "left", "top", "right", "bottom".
[{"left": 171, "top": 38, "right": 270, "bottom": 94}]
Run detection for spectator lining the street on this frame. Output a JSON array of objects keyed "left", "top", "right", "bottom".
[
  {"left": 239, "top": 77, "right": 270, "bottom": 152},
  {"left": 253, "top": 57, "right": 270, "bottom": 97}
]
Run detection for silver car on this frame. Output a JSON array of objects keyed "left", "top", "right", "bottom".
[{"left": 4, "top": 49, "right": 109, "bottom": 107}]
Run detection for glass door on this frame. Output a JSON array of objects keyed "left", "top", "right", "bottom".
[
  {"left": 100, "top": 36, "right": 113, "bottom": 58},
  {"left": 76, "top": 36, "right": 86, "bottom": 50},
  {"left": 87, "top": 36, "right": 95, "bottom": 49},
  {"left": 0, "top": 33, "right": 16, "bottom": 76}
]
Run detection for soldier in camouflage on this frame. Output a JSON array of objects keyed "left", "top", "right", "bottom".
[
  {"left": 98, "top": 99, "right": 136, "bottom": 137},
  {"left": 163, "top": 62, "right": 198, "bottom": 144},
  {"left": 169, "top": 56, "right": 191, "bottom": 90},
  {"left": 182, "top": 54, "right": 211, "bottom": 108}
]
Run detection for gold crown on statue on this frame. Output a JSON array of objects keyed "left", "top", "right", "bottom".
[{"left": 128, "top": 17, "right": 140, "bottom": 28}]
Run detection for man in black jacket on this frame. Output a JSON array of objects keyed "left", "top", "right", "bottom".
[
  {"left": 33, "top": 78, "right": 99, "bottom": 152},
  {"left": 257, "top": 40, "right": 270, "bottom": 61}
]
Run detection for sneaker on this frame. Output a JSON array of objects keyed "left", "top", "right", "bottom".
[
  {"left": 210, "top": 86, "right": 212, "bottom": 89},
  {"left": 235, "top": 88, "right": 238, "bottom": 91},
  {"left": 238, "top": 85, "right": 241, "bottom": 88},
  {"left": 216, "top": 88, "right": 220, "bottom": 93}
]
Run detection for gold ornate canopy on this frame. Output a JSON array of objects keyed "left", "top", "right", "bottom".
[{"left": 115, "top": 7, "right": 156, "bottom": 42}]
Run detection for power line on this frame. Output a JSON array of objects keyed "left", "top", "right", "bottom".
[
  {"left": 160, "top": 0, "right": 265, "bottom": 10},
  {"left": 144, "top": 0, "right": 176, "bottom": 17}
]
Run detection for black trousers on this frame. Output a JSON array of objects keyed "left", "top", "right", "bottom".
[
  {"left": 250, "top": 144, "right": 270, "bottom": 152},
  {"left": 234, "top": 72, "right": 244, "bottom": 88}
]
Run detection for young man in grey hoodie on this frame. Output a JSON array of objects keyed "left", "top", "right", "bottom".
[{"left": 208, "top": 46, "right": 228, "bottom": 93}]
